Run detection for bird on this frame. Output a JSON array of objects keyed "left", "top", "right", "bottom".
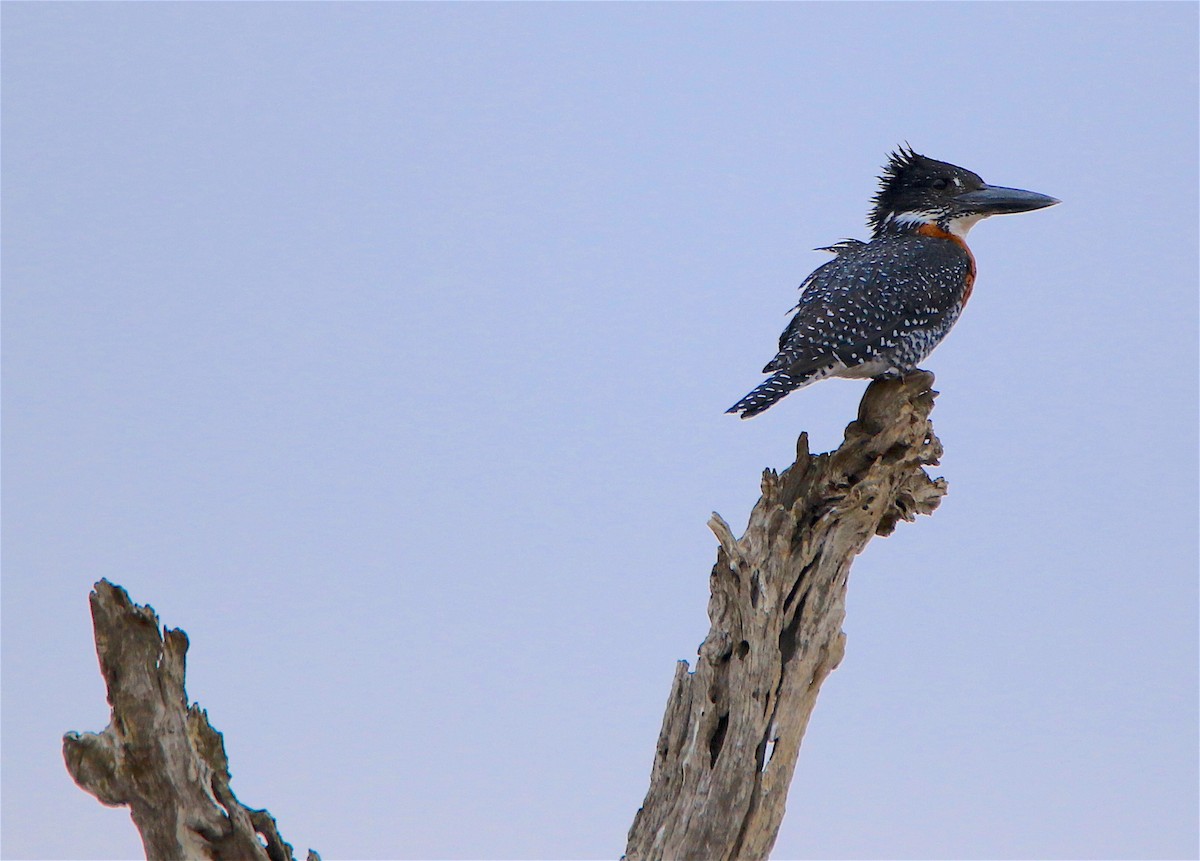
[{"left": 727, "top": 146, "right": 1058, "bottom": 418}]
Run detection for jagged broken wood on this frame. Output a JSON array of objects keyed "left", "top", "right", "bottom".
[
  {"left": 625, "top": 372, "right": 948, "bottom": 860},
  {"left": 63, "top": 580, "right": 317, "bottom": 861}
]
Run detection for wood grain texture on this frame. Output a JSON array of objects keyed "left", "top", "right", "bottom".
[
  {"left": 626, "top": 372, "right": 947, "bottom": 860},
  {"left": 63, "top": 580, "right": 316, "bottom": 861}
]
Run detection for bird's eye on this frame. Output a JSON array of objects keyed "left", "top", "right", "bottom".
[{"left": 931, "top": 177, "right": 950, "bottom": 190}]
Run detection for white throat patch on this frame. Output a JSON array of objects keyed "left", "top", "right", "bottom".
[
  {"left": 891, "top": 210, "right": 988, "bottom": 239},
  {"left": 945, "top": 213, "right": 985, "bottom": 238}
]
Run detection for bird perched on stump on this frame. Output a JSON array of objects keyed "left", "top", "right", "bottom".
[{"left": 727, "top": 147, "right": 1058, "bottom": 418}]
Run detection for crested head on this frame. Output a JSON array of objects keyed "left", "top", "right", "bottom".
[
  {"left": 868, "top": 146, "right": 986, "bottom": 237},
  {"left": 867, "top": 146, "right": 1059, "bottom": 239}
]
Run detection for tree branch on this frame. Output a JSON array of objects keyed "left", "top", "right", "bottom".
[
  {"left": 625, "top": 372, "right": 947, "bottom": 860},
  {"left": 63, "top": 580, "right": 318, "bottom": 861}
]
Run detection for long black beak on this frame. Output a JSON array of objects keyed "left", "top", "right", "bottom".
[{"left": 954, "top": 184, "right": 1060, "bottom": 215}]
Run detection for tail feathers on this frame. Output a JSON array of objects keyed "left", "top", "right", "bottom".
[{"left": 726, "top": 368, "right": 822, "bottom": 419}]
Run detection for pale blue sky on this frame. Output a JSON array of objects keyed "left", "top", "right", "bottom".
[{"left": 3, "top": 3, "right": 1197, "bottom": 859}]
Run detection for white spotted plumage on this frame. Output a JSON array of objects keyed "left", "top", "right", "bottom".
[
  {"left": 727, "top": 146, "right": 1056, "bottom": 419},
  {"left": 727, "top": 232, "right": 972, "bottom": 418}
]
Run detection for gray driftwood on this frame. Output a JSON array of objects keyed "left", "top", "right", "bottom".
[
  {"left": 625, "top": 372, "right": 947, "bottom": 860},
  {"left": 63, "top": 580, "right": 317, "bottom": 861}
]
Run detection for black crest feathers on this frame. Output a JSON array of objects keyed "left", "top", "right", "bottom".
[{"left": 869, "top": 144, "right": 929, "bottom": 234}]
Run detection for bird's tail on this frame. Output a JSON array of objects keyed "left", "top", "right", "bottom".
[{"left": 726, "top": 369, "right": 819, "bottom": 419}]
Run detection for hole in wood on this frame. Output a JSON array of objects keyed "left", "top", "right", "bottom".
[{"left": 709, "top": 712, "right": 729, "bottom": 768}]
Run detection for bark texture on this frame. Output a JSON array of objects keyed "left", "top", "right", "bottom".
[
  {"left": 63, "top": 580, "right": 317, "bottom": 861},
  {"left": 625, "top": 372, "right": 947, "bottom": 861}
]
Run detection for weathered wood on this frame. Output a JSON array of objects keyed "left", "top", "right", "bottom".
[
  {"left": 625, "top": 372, "right": 947, "bottom": 860},
  {"left": 63, "top": 580, "right": 318, "bottom": 861}
]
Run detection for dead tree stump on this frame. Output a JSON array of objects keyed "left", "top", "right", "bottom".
[
  {"left": 63, "top": 580, "right": 317, "bottom": 861},
  {"left": 625, "top": 372, "right": 947, "bottom": 860}
]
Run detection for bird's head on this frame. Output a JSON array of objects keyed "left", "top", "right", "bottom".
[{"left": 869, "top": 145, "right": 1059, "bottom": 239}]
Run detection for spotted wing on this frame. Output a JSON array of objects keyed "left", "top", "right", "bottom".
[{"left": 762, "top": 235, "right": 971, "bottom": 376}]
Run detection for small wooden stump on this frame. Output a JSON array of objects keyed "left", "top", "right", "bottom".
[{"left": 63, "top": 580, "right": 317, "bottom": 861}]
